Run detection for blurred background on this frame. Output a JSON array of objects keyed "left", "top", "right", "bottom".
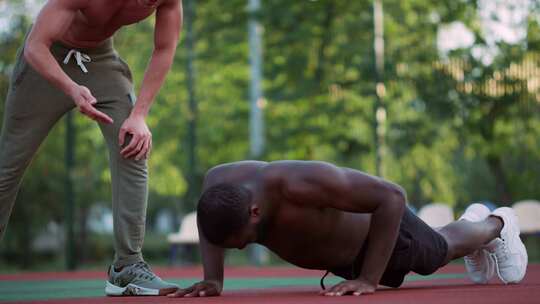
[{"left": 0, "top": 0, "right": 539, "bottom": 272}]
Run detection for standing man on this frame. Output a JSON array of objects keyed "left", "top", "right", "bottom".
[{"left": 0, "top": 0, "right": 182, "bottom": 296}]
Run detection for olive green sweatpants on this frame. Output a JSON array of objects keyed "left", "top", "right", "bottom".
[{"left": 0, "top": 37, "right": 148, "bottom": 267}]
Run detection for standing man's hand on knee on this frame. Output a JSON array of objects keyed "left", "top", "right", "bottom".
[
  {"left": 119, "top": 114, "right": 152, "bottom": 160},
  {"left": 69, "top": 84, "right": 113, "bottom": 124}
]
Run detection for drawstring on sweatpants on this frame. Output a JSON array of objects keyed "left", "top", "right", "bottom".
[{"left": 63, "top": 49, "right": 91, "bottom": 73}]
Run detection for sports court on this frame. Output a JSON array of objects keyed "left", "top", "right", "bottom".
[{"left": 2, "top": 264, "right": 539, "bottom": 304}]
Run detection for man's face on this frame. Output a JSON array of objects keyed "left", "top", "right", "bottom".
[
  {"left": 221, "top": 223, "right": 257, "bottom": 250},
  {"left": 221, "top": 206, "right": 261, "bottom": 250}
]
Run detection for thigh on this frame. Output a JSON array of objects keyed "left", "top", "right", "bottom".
[
  {"left": 0, "top": 89, "right": 67, "bottom": 172},
  {"left": 6, "top": 49, "right": 74, "bottom": 119},
  {"left": 94, "top": 93, "right": 135, "bottom": 153},
  {"left": 403, "top": 209, "right": 449, "bottom": 275}
]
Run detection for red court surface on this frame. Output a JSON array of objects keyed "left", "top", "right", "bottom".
[{"left": 2, "top": 264, "right": 539, "bottom": 304}]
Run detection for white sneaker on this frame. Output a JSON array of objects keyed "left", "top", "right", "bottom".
[
  {"left": 486, "top": 207, "right": 528, "bottom": 284},
  {"left": 459, "top": 203, "right": 491, "bottom": 222},
  {"left": 459, "top": 203, "right": 495, "bottom": 284}
]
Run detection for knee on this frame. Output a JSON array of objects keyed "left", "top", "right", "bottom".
[{"left": 111, "top": 156, "right": 148, "bottom": 187}]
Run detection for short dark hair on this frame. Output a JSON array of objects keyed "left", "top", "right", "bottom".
[{"left": 197, "top": 183, "right": 252, "bottom": 245}]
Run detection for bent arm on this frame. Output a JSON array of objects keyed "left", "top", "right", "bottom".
[
  {"left": 279, "top": 161, "right": 406, "bottom": 287},
  {"left": 171, "top": 170, "right": 225, "bottom": 298},
  {"left": 132, "top": 0, "right": 182, "bottom": 118},
  {"left": 198, "top": 169, "right": 225, "bottom": 292},
  {"left": 194, "top": 169, "right": 228, "bottom": 296},
  {"left": 24, "top": 0, "right": 89, "bottom": 95}
]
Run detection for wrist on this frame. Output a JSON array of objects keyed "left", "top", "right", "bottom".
[
  {"left": 130, "top": 108, "right": 148, "bottom": 119},
  {"left": 63, "top": 81, "right": 79, "bottom": 97},
  {"left": 356, "top": 275, "right": 378, "bottom": 287}
]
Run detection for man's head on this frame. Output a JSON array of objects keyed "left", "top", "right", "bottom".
[{"left": 197, "top": 183, "right": 260, "bottom": 249}]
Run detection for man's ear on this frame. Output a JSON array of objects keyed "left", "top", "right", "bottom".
[{"left": 250, "top": 205, "right": 260, "bottom": 218}]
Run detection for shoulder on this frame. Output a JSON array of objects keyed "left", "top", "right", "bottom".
[
  {"left": 260, "top": 161, "right": 288, "bottom": 184},
  {"left": 203, "top": 161, "right": 268, "bottom": 188},
  {"left": 259, "top": 161, "right": 306, "bottom": 191},
  {"left": 263, "top": 160, "right": 344, "bottom": 181},
  {"left": 204, "top": 163, "right": 233, "bottom": 181}
]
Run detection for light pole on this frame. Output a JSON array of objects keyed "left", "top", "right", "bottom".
[
  {"left": 373, "top": 0, "right": 386, "bottom": 177},
  {"left": 248, "top": 0, "right": 268, "bottom": 265}
]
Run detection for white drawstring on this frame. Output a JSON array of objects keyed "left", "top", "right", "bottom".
[{"left": 63, "top": 50, "right": 91, "bottom": 73}]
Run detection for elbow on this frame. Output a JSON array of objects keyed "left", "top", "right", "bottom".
[
  {"left": 23, "top": 43, "right": 35, "bottom": 64},
  {"left": 386, "top": 184, "right": 407, "bottom": 215},
  {"left": 23, "top": 40, "right": 44, "bottom": 68}
]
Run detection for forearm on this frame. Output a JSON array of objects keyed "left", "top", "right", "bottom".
[
  {"left": 358, "top": 192, "right": 406, "bottom": 285},
  {"left": 22, "top": 0, "right": 87, "bottom": 96},
  {"left": 132, "top": 47, "right": 175, "bottom": 117},
  {"left": 24, "top": 42, "right": 76, "bottom": 95},
  {"left": 199, "top": 225, "right": 225, "bottom": 291}
]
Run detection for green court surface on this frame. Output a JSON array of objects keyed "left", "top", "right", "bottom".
[{"left": 0, "top": 272, "right": 465, "bottom": 302}]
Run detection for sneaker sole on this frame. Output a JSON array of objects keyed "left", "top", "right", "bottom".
[
  {"left": 105, "top": 281, "right": 177, "bottom": 296},
  {"left": 465, "top": 250, "right": 495, "bottom": 284},
  {"left": 503, "top": 237, "right": 528, "bottom": 284}
]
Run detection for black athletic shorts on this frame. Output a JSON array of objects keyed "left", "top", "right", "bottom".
[{"left": 328, "top": 207, "right": 449, "bottom": 288}]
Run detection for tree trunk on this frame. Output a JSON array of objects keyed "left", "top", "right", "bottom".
[{"left": 486, "top": 154, "right": 512, "bottom": 203}]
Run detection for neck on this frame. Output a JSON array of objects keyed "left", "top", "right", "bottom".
[{"left": 255, "top": 216, "right": 271, "bottom": 244}]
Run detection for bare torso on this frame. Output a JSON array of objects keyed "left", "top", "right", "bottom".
[
  {"left": 209, "top": 161, "right": 372, "bottom": 271},
  {"left": 60, "top": 0, "right": 160, "bottom": 48},
  {"left": 265, "top": 202, "right": 370, "bottom": 270}
]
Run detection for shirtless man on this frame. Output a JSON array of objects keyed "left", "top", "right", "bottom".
[
  {"left": 0, "top": 0, "right": 182, "bottom": 296},
  {"left": 171, "top": 160, "right": 527, "bottom": 297}
]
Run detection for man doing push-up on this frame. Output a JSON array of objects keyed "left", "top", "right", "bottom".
[{"left": 171, "top": 160, "right": 527, "bottom": 297}]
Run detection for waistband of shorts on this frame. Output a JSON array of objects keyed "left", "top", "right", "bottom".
[
  {"left": 50, "top": 38, "right": 115, "bottom": 56},
  {"left": 23, "top": 25, "right": 115, "bottom": 56}
]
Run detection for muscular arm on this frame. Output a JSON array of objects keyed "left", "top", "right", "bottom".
[
  {"left": 24, "top": 0, "right": 113, "bottom": 123},
  {"left": 24, "top": 0, "right": 88, "bottom": 95},
  {"left": 170, "top": 168, "right": 224, "bottom": 298},
  {"left": 119, "top": 0, "right": 182, "bottom": 160},
  {"left": 132, "top": 0, "right": 182, "bottom": 117},
  {"left": 197, "top": 221, "right": 225, "bottom": 292},
  {"left": 276, "top": 161, "right": 406, "bottom": 291},
  {"left": 200, "top": 167, "right": 226, "bottom": 292}
]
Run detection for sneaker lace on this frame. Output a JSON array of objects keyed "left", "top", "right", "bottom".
[
  {"left": 465, "top": 256, "right": 479, "bottom": 267},
  {"left": 132, "top": 261, "right": 157, "bottom": 281},
  {"left": 465, "top": 251, "right": 480, "bottom": 267},
  {"left": 495, "top": 240, "right": 510, "bottom": 263}
]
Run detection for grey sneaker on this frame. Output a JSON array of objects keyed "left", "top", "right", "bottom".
[{"left": 105, "top": 261, "right": 179, "bottom": 296}]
